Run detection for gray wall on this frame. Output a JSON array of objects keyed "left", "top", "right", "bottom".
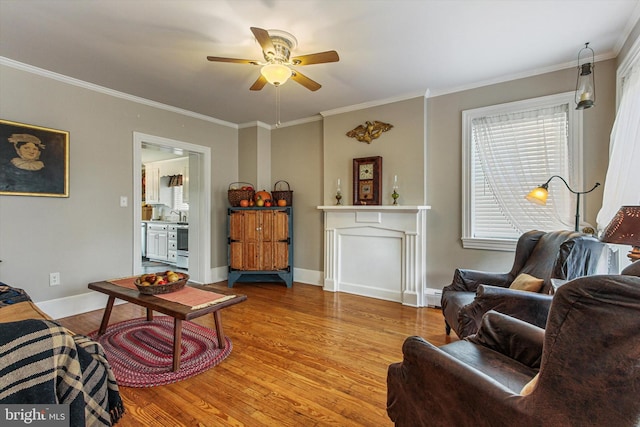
[
  {"left": 0, "top": 56, "right": 618, "bottom": 307},
  {"left": 323, "top": 97, "right": 427, "bottom": 206},
  {"left": 271, "top": 60, "right": 616, "bottom": 289},
  {"left": 426, "top": 60, "right": 616, "bottom": 287},
  {"left": 271, "top": 119, "right": 324, "bottom": 271},
  {"left": 0, "top": 64, "right": 238, "bottom": 302},
  {"left": 238, "top": 126, "right": 258, "bottom": 188}
]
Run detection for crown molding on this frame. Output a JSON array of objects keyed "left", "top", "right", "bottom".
[
  {"left": 320, "top": 90, "right": 429, "bottom": 117},
  {"left": 427, "top": 53, "right": 617, "bottom": 98},
  {"left": 0, "top": 56, "right": 238, "bottom": 129},
  {"left": 239, "top": 114, "right": 323, "bottom": 130},
  {"left": 238, "top": 121, "right": 272, "bottom": 130}
]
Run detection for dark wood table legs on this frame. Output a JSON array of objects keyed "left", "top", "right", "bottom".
[
  {"left": 88, "top": 281, "right": 246, "bottom": 373},
  {"left": 173, "top": 318, "right": 182, "bottom": 371},
  {"left": 98, "top": 295, "right": 116, "bottom": 336},
  {"left": 213, "top": 311, "right": 225, "bottom": 348}
]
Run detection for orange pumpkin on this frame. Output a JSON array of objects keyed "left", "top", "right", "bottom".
[
  {"left": 254, "top": 190, "right": 272, "bottom": 202},
  {"left": 277, "top": 199, "right": 287, "bottom": 207}
]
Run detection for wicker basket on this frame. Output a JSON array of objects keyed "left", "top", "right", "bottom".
[
  {"left": 228, "top": 182, "right": 255, "bottom": 207},
  {"left": 135, "top": 274, "right": 189, "bottom": 295},
  {"left": 272, "top": 180, "right": 293, "bottom": 206}
]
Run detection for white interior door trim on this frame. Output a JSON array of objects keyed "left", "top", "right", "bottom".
[{"left": 132, "top": 132, "right": 212, "bottom": 283}]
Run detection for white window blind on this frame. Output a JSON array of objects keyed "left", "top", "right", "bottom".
[
  {"left": 462, "top": 92, "right": 583, "bottom": 250},
  {"left": 172, "top": 186, "right": 189, "bottom": 211}
]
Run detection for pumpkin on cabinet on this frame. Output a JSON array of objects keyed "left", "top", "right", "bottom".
[{"left": 254, "top": 190, "right": 272, "bottom": 202}]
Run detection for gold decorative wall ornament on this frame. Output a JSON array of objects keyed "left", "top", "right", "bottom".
[{"left": 346, "top": 121, "right": 393, "bottom": 144}]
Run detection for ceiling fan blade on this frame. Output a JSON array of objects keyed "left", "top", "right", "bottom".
[
  {"left": 291, "top": 50, "right": 339, "bottom": 66},
  {"left": 250, "top": 75, "right": 268, "bottom": 91},
  {"left": 250, "top": 27, "right": 275, "bottom": 55},
  {"left": 207, "top": 56, "right": 259, "bottom": 65},
  {"left": 291, "top": 70, "right": 321, "bottom": 91}
]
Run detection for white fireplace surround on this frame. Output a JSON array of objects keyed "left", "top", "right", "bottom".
[{"left": 318, "top": 205, "right": 431, "bottom": 307}]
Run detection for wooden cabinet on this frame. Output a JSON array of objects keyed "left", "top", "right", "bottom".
[
  {"left": 227, "top": 207, "right": 293, "bottom": 288},
  {"left": 167, "top": 225, "right": 178, "bottom": 265},
  {"left": 144, "top": 163, "right": 161, "bottom": 204},
  {"left": 146, "top": 223, "right": 168, "bottom": 261}
]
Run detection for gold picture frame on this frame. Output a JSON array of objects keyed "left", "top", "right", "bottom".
[
  {"left": 353, "top": 156, "right": 382, "bottom": 205},
  {"left": 0, "top": 119, "right": 69, "bottom": 197}
]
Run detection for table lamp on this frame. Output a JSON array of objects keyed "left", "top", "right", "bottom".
[{"left": 600, "top": 206, "right": 640, "bottom": 261}]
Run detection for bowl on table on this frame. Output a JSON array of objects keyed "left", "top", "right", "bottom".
[{"left": 134, "top": 273, "right": 189, "bottom": 295}]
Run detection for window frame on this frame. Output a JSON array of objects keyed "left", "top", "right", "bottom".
[{"left": 461, "top": 91, "right": 584, "bottom": 251}]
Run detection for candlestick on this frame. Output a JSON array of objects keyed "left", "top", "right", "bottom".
[{"left": 392, "top": 189, "right": 399, "bottom": 205}]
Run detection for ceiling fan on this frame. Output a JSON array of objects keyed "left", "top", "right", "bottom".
[{"left": 207, "top": 27, "right": 339, "bottom": 91}]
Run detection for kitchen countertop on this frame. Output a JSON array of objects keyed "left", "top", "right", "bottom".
[{"left": 143, "top": 220, "right": 189, "bottom": 225}]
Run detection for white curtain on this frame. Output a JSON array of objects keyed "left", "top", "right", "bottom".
[
  {"left": 596, "top": 64, "right": 640, "bottom": 231},
  {"left": 473, "top": 105, "right": 572, "bottom": 233}
]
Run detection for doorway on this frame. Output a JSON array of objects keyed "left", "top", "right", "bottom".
[{"left": 133, "top": 132, "right": 212, "bottom": 284}]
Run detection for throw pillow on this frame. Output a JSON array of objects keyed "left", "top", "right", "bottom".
[
  {"left": 521, "top": 373, "right": 539, "bottom": 396},
  {"left": 509, "top": 273, "right": 544, "bottom": 292}
]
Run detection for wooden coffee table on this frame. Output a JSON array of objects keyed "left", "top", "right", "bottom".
[{"left": 88, "top": 280, "right": 246, "bottom": 371}]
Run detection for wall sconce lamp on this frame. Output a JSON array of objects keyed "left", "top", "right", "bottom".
[
  {"left": 525, "top": 175, "right": 600, "bottom": 232},
  {"left": 575, "top": 42, "right": 596, "bottom": 110},
  {"left": 600, "top": 206, "right": 640, "bottom": 261}
]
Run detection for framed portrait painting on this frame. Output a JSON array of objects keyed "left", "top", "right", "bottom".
[
  {"left": 0, "top": 119, "right": 69, "bottom": 197},
  {"left": 353, "top": 156, "right": 382, "bottom": 205}
]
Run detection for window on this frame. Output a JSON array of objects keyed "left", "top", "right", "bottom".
[
  {"left": 596, "top": 37, "right": 640, "bottom": 231},
  {"left": 172, "top": 185, "right": 189, "bottom": 211},
  {"left": 462, "top": 92, "right": 583, "bottom": 251}
]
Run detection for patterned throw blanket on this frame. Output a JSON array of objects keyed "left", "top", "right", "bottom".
[{"left": 0, "top": 319, "right": 125, "bottom": 426}]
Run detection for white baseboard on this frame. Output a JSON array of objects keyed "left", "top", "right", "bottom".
[
  {"left": 36, "top": 291, "right": 126, "bottom": 320},
  {"left": 425, "top": 287, "right": 443, "bottom": 308},
  {"left": 36, "top": 268, "right": 325, "bottom": 319},
  {"left": 292, "top": 268, "right": 323, "bottom": 286},
  {"left": 209, "top": 266, "right": 228, "bottom": 284}
]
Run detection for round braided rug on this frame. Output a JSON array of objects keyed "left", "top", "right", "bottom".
[{"left": 89, "top": 316, "right": 232, "bottom": 387}]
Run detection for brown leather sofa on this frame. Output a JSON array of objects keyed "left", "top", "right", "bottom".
[
  {"left": 441, "top": 230, "right": 604, "bottom": 338},
  {"left": 387, "top": 263, "right": 640, "bottom": 427}
]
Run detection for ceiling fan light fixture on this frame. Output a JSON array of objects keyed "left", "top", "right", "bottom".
[{"left": 260, "top": 63, "right": 292, "bottom": 86}]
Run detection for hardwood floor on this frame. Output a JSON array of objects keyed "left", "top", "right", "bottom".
[{"left": 57, "top": 282, "right": 457, "bottom": 427}]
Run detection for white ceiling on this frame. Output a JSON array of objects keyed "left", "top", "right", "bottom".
[{"left": 1, "top": 0, "right": 639, "bottom": 126}]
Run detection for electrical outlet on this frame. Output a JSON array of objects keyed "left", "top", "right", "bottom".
[
  {"left": 120, "top": 196, "right": 128, "bottom": 207},
  {"left": 49, "top": 272, "right": 60, "bottom": 286}
]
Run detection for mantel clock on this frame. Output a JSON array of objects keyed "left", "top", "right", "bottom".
[{"left": 352, "top": 156, "right": 382, "bottom": 205}]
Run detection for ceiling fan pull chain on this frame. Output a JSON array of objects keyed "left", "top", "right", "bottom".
[{"left": 275, "top": 85, "right": 281, "bottom": 128}]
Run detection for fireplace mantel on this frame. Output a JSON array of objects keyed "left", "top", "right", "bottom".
[
  {"left": 318, "top": 205, "right": 431, "bottom": 307},
  {"left": 318, "top": 205, "right": 430, "bottom": 213}
]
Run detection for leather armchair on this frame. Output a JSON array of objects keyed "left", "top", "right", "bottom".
[
  {"left": 387, "top": 273, "right": 640, "bottom": 427},
  {"left": 441, "top": 230, "right": 604, "bottom": 338}
]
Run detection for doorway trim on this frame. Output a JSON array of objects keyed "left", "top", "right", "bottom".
[{"left": 133, "top": 132, "right": 212, "bottom": 283}]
